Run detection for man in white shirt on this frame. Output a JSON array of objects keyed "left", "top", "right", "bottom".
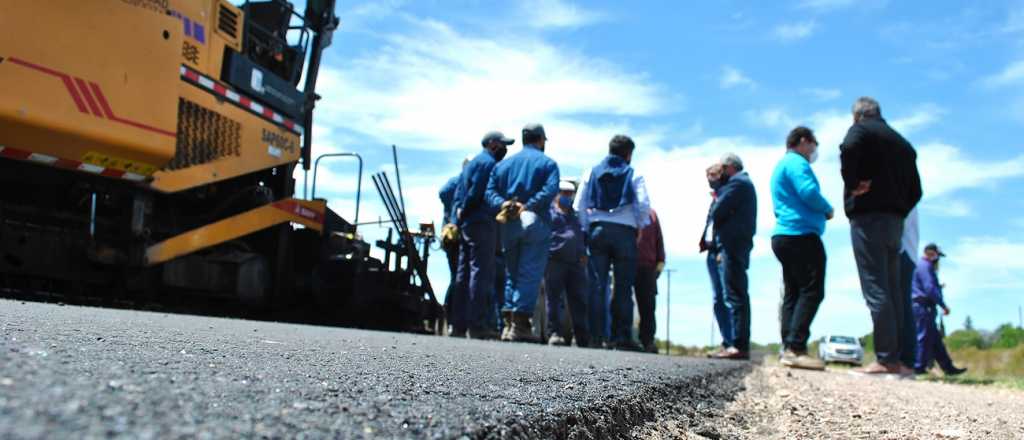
[{"left": 574, "top": 135, "right": 651, "bottom": 351}]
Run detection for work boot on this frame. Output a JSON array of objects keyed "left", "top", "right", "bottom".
[
  {"left": 468, "top": 325, "right": 499, "bottom": 340},
  {"left": 780, "top": 349, "right": 799, "bottom": 367},
  {"left": 507, "top": 312, "right": 536, "bottom": 342},
  {"left": 790, "top": 353, "right": 826, "bottom": 371},
  {"left": 613, "top": 339, "right": 643, "bottom": 352},
  {"left": 642, "top": 341, "right": 659, "bottom": 354},
  {"left": 547, "top": 333, "right": 568, "bottom": 346},
  {"left": 943, "top": 366, "right": 968, "bottom": 376},
  {"left": 448, "top": 326, "right": 466, "bottom": 338},
  {"left": 500, "top": 311, "right": 513, "bottom": 342}
]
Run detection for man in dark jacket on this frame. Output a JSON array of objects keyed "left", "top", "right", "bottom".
[
  {"left": 710, "top": 153, "right": 756, "bottom": 360},
  {"left": 635, "top": 208, "right": 665, "bottom": 353},
  {"left": 451, "top": 131, "right": 513, "bottom": 339},
  {"left": 544, "top": 180, "right": 590, "bottom": 347},
  {"left": 700, "top": 163, "right": 733, "bottom": 355},
  {"left": 841, "top": 97, "right": 923, "bottom": 377},
  {"left": 575, "top": 135, "right": 651, "bottom": 352}
]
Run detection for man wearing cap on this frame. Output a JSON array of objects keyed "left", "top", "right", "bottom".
[
  {"left": 912, "top": 243, "right": 967, "bottom": 376},
  {"left": 575, "top": 135, "right": 650, "bottom": 352},
  {"left": 486, "top": 123, "right": 560, "bottom": 341},
  {"left": 711, "top": 152, "right": 756, "bottom": 360},
  {"left": 544, "top": 180, "right": 590, "bottom": 347},
  {"left": 450, "top": 131, "right": 513, "bottom": 339}
]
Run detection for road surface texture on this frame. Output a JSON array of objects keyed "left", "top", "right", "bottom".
[
  {"left": 0, "top": 299, "right": 748, "bottom": 439},
  {"left": 640, "top": 361, "right": 1024, "bottom": 439}
]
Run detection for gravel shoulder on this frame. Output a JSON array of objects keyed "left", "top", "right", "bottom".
[
  {"left": 642, "top": 359, "right": 1024, "bottom": 439},
  {"left": 0, "top": 299, "right": 748, "bottom": 439}
]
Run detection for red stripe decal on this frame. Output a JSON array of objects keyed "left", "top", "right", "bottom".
[
  {"left": 238, "top": 96, "right": 252, "bottom": 107},
  {"left": 100, "top": 168, "right": 126, "bottom": 178},
  {"left": 74, "top": 77, "right": 103, "bottom": 117},
  {"left": 213, "top": 83, "right": 227, "bottom": 95},
  {"left": 0, "top": 147, "right": 32, "bottom": 160},
  {"left": 262, "top": 108, "right": 274, "bottom": 118},
  {"left": 53, "top": 158, "right": 81, "bottom": 169},
  {"left": 8, "top": 57, "right": 89, "bottom": 114},
  {"left": 273, "top": 200, "right": 325, "bottom": 225},
  {"left": 89, "top": 82, "right": 177, "bottom": 138}
]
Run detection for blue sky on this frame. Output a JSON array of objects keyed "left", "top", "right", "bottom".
[{"left": 302, "top": 0, "right": 1024, "bottom": 346}]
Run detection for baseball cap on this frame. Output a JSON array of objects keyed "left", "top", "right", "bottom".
[
  {"left": 559, "top": 180, "right": 576, "bottom": 192},
  {"left": 924, "top": 243, "right": 946, "bottom": 257},
  {"left": 481, "top": 131, "right": 515, "bottom": 147},
  {"left": 522, "top": 123, "right": 547, "bottom": 141}
]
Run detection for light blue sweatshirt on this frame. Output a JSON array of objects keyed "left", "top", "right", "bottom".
[{"left": 770, "top": 151, "right": 833, "bottom": 236}]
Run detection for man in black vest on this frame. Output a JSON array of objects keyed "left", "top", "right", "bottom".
[{"left": 575, "top": 135, "right": 651, "bottom": 351}]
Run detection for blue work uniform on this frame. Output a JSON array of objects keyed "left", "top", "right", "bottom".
[
  {"left": 912, "top": 257, "right": 956, "bottom": 372},
  {"left": 439, "top": 174, "right": 461, "bottom": 323},
  {"left": 451, "top": 150, "right": 499, "bottom": 332},
  {"left": 485, "top": 144, "right": 559, "bottom": 314},
  {"left": 544, "top": 203, "right": 590, "bottom": 345}
]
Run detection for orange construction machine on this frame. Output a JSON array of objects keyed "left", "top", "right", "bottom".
[{"left": 0, "top": 1, "right": 441, "bottom": 332}]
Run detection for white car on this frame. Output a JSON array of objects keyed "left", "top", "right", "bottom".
[{"left": 818, "top": 335, "right": 864, "bottom": 365}]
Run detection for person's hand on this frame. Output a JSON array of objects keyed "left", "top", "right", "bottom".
[
  {"left": 942, "top": 306, "right": 950, "bottom": 316},
  {"left": 715, "top": 253, "right": 723, "bottom": 264},
  {"left": 826, "top": 210, "right": 834, "bottom": 220},
  {"left": 851, "top": 180, "right": 872, "bottom": 196},
  {"left": 655, "top": 262, "right": 665, "bottom": 279},
  {"left": 699, "top": 238, "right": 708, "bottom": 253}
]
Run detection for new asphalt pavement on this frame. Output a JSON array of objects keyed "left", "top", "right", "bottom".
[{"left": 0, "top": 299, "right": 748, "bottom": 439}]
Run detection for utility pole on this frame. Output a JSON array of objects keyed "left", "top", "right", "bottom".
[{"left": 663, "top": 269, "right": 676, "bottom": 355}]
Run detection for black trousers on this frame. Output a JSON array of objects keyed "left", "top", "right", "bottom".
[
  {"left": 634, "top": 265, "right": 658, "bottom": 346},
  {"left": 850, "top": 213, "right": 904, "bottom": 365},
  {"left": 771, "top": 234, "right": 826, "bottom": 352}
]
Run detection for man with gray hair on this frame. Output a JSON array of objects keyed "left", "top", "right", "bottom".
[
  {"left": 840, "top": 96, "right": 922, "bottom": 377},
  {"left": 709, "top": 152, "right": 757, "bottom": 360}
]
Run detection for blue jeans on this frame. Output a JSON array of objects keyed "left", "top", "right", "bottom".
[
  {"left": 719, "top": 245, "right": 751, "bottom": 352},
  {"left": 452, "top": 221, "right": 497, "bottom": 331},
  {"left": 587, "top": 258, "right": 610, "bottom": 341},
  {"left": 588, "top": 222, "right": 638, "bottom": 343},
  {"left": 545, "top": 259, "right": 590, "bottom": 345},
  {"left": 501, "top": 213, "right": 551, "bottom": 314},
  {"left": 707, "top": 250, "right": 733, "bottom": 348}
]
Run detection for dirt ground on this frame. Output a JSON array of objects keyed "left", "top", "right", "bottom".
[{"left": 640, "top": 360, "right": 1024, "bottom": 439}]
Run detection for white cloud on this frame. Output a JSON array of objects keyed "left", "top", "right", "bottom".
[
  {"left": 916, "top": 143, "right": 1024, "bottom": 199},
  {"left": 797, "top": 0, "right": 855, "bottom": 10},
  {"left": 772, "top": 20, "right": 818, "bottom": 41},
  {"left": 744, "top": 107, "right": 798, "bottom": 129},
  {"left": 920, "top": 198, "right": 973, "bottom": 218},
  {"left": 979, "top": 60, "right": 1024, "bottom": 88},
  {"left": 518, "top": 0, "right": 607, "bottom": 29},
  {"left": 940, "top": 237, "right": 1024, "bottom": 298},
  {"left": 800, "top": 87, "right": 842, "bottom": 101},
  {"left": 888, "top": 104, "right": 946, "bottom": 135},
  {"left": 719, "top": 66, "right": 756, "bottom": 90},
  {"left": 314, "top": 17, "right": 663, "bottom": 153}
]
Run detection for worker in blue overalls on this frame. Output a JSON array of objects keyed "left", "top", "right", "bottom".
[{"left": 912, "top": 243, "right": 967, "bottom": 376}]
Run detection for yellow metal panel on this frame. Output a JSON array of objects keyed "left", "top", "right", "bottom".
[
  {"left": 145, "top": 198, "right": 325, "bottom": 266},
  {"left": 0, "top": 0, "right": 180, "bottom": 169},
  {"left": 150, "top": 84, "right": 302, "bottom": 193}
]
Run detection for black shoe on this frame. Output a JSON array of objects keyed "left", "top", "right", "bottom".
[
  {"left": 613, "top": 340, "right": 643, "bottom": 352},
  {"left": 944, "top": 366, "right": 967, "bottom": 376},
  {"left": 914, "top": 368, "right": 928, "bottom": 375},
  {"left": 467, "top": 326, "right": 499, "bottom": 340},
  {"left": 448, "top": 327, "right": 466, "bottom": 338},
  {"left": 642, "top": 341, "right": 658, "bottom": 354}
]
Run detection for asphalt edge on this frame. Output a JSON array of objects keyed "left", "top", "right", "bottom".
[{"left": 469, "top": 360, "right": 753, "bottom": 440}]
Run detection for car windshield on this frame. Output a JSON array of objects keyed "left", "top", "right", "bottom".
[{"left": 829, "top": 336, "right": 857, "bottom": 344}]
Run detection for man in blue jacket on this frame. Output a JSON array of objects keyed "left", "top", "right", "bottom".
[
  {"left": 439, "top": 157, "right": 471, "bottom": 330},
  {"left": 544, "top": 180, "right": 590, "bottom": 347},
  {"left": 711, "top": 152, "right": 756, "bottom": 360},
  {"left": 575, "top": 135, "right": 650, "bottom": 352},
  {"left": 486, "top": 123, "right": 560, "bottom": 342},
  {"left": 700, "top": 163, "right": 733, "bottom": 356},
  {"left": 770, "top": 126, "right": 833, "bottom": 370},
  {"left": 912, "top": 243, "right": 967, "bottom": 376},
  {"left": 451, "top": 131, "right": 513, "bottom": 339}
]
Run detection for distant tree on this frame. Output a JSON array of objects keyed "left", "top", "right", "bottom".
[
  {"left": 946, "top": 329, "right": 985, "bottom": 350},
  {"left": 993, "top": 323, "right": 1024, "bottom": 349},
  {"left": 964, "top": 315, "right": 975, "bottom": 331}
]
